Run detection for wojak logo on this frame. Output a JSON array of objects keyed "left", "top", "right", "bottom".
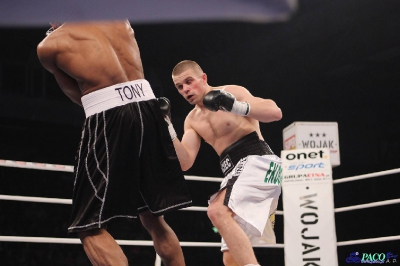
[
  {"left": 302, "top": 140, "right": 334, "bottom": 149},
  {"left": 346, "top": 252, "right": 398, "bottom": 264},
  {"left": 299, "top": 132, "right": 338, "bottom": 151},
  {"left": 300, "top": 193, "right": 321, "bottom": 265}
]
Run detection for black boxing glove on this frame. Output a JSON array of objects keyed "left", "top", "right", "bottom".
[
  {"left": 158, "top": 97, "right": 172, "bottom": 118},
  {"left": 157, "top": 97, "right": 177, "bottom": 141},
  {"left": 203, "top": 90, "right": 250, "bottom": 116}
]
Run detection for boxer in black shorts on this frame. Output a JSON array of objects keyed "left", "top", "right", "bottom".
[
  {"left": 69, "top": 80, "right": 191, "bottom": 231},
  {"left": 37, "top": 21, "right": 191, "bottom": 266}
]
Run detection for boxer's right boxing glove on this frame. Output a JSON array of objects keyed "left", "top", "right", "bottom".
[
  {"left": 203, "top": 90, "right": 250, "bottom": 116},
  {"left": 157, "top": 97, "right": 177, "bottom": 141}
]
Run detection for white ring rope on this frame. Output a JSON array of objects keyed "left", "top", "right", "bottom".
[
  {"left": 0, "top": 194, "right": 284, "bottom": 214},
  {"left": 184, "top": 175, "right": 223, "bottom": 182},
  {"left": 333, "top": 168, "right": 400, "bottom": 184},
  {"left": 2, "top": 158, "right": 399, "bottom": 184},
  {"left": 336, "top": 235, "right": 400, "bottom": 246},
  {"left": 0, "top": 236, "right": 284, "bottom": 248},
  {"left": 3, "top": 193, "right": 398, "bottom": 213},
  {"left": 1, "top": 159, "right": 399, "bottom": 250},
  {"left": 334, "top": 198, "right": 400, "bottom": 213},
  {"left": 0, "top": 159, "right": 223, "bottom": 182},
  {"left": 0, "top": 195, "right": 71, "bottom": 204},
  {"left": 0, "top": 159, "right": 400, "bottom": 184},
  {"left": 0, "top": 159, "right": 74, "bottom": 172},
  {"left": 1, "top": 234, "right": 399, "bottom": 247}
]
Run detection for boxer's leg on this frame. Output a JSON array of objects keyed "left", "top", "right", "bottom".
[
  {"left": 207, "top": 189, "right": 259, "bottom": 266},
  {"left": 78, "top": 228, "right": 128, "bottom": 266},
  {"left": 140, "top": 210, "right": 185, "bottom": 266}
]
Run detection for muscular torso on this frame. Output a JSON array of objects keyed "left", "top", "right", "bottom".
[
  {"left": 38, "top": 20, "right": 144, "bottom": 103},
  {"left": 187, "top": 106, "right": 263, "bottom": 155}
]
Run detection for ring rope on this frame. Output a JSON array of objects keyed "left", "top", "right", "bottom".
[
  {"left": 0, "top": 195, "right": 206, "bottom": 211},
  {"left": 0, "top": 236, "right": 284, "bottom": 248},
  {"left": 3, "top": 159, "right": 399, "bottom": 185},
  {"left": 0, "top": 194, "right": 284, "bottom": 214},
  {"left": 185, "top": 176, "right": 223, "bottom": 182},
  {"left": 1, "top": 234, "right": 399, "bottom": 247},
  {"left": 334, "top": 198, "right": 400, "bottom": 213},
  {"left": 0, "top": 159, "right": 223, "bottom": 182},
  {"left": 2, "top": 193, "right": 397, "bottom": 213},
  {"left": 0, "top": 194, "right": 71, "bottom": 204},
  {"left": 1, "top": 159, "right": 399, "bottom": 250},
  {"left": 333, "top": 168, "right": 400, "bottom": 184},
  {"left": 336, "top": 235, "right": 400, "bottom": 246},
  {"left": 0, "top": 159, "right": 74, "bottom": 172}
]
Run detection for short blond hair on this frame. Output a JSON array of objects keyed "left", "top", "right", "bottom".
[{"left": 172, "top": 60, "right": 203, "bottom": 77}]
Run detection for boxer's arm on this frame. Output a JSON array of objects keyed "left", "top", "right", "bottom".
[
  {"left": 173, "top": 120, "right": 201, "bottom": 171},
  {"left": 52, "top": 68, "right": 82, "bottom": 106},
  {"left": 226, "top": 85, "right": 282, "bottom": 123},
  {"left": 37, "top": 39, "right": 82, "bottom": 106},
  {"left": 157, "top": 98, "right": 200, "bottom": 170}
]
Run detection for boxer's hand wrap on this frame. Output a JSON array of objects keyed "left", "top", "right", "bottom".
[
  {"left": 158, "top": 97, "right": 177, "bottom": 141},
  {"left": 165, "top": 116, "right": 177, "bottom": 141},
  {"left": 203, "top": 90, "right": 250, "bottom": 116}
]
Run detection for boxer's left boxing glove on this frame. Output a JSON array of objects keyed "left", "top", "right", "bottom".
[
  {"left": 203, "top": 90, "right": 250, "bottom": 116},
  {"left": 157, "top": 97, "right": 177, "bottom": 141}
]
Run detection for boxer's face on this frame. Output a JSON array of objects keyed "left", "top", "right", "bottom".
[{"left": 173, "top": 69, "right": 207, "bottom": 105}]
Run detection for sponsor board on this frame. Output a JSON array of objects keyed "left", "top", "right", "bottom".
[
  {"left": 283, "top": 122, "right": 340, "bottom": 167},
  {"left": 282, "top": 184, "right": 338, "bottom": 266},
  {"left": 281, "top": 148, "right": 338, "bottom": 266},
  {"left": 281, "top": 148, "right": 332, "bottom": 185}
]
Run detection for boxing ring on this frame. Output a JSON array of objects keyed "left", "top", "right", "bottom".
[{"left": 0, "top": 159, "right": 399, "bottom": 265}]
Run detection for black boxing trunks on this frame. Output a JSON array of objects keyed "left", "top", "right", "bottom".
[
  {"left": 219, "top": 131, "right": 275, "bottom": 177},
  {"left": 68, "top": 79, "right": 192, "bottom": 233}
]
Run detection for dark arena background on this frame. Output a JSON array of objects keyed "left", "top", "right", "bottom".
[{"left": 1, "top": 0, "right": 400, "bottom": 265}]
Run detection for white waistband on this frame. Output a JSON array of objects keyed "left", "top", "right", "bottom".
[{"left": 81, "top": 79, "right": 156, "bottom": 118}]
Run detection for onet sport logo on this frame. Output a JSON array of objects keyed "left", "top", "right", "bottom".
[{"left": 346, "top": 251, "right": 398, "bottom": 264}]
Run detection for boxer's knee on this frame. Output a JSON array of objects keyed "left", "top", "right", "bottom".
[{"left": 208, "top": 189, "right": 231, "bottom": 224}]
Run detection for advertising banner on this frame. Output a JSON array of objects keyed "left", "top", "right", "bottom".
[
  {"left": 283, "top": 122, "right": 340, "bottom": 167},
  {"left": 281, "top": 148, "right": 338, "bottom": 266}
]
